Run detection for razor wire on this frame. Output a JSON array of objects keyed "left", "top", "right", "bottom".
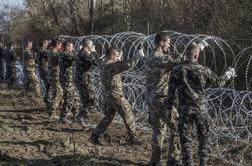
[{"left": 13, "top": 31, "right": 252, "bottom": 165}]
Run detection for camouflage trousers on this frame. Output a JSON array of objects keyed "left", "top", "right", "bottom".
[
  {"left": 178, "top": 108, "right": 210, "bottom": 166},
  {"left": 46, "top": 78, "right": 63, "bottom": 116},
  {"left": 0, "top": 57, "right": 4, "bottom": 82},
  {"left": 37, "top": 68, "right": 49, "bottom": 102},
  {"left": 60, "top": 81, "right": 80, "bottom": 118},
  {"left": 93, "top": 94, "right": 136, "bottom": 138},
  {"left": 5, "top": 62, "right": 16, "bottom": 87},
  {"left": 24, "top": 69, "right": 41, "bottom": 97},
  {"left": 147, "top": 94, "right": 181, "bottom": 165},
  {"left": 74, "top": 71, "right": 96, "bottom": 118}
]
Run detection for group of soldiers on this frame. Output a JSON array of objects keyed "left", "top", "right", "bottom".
[
  {"left": 0, "top": 32, "right": 236, "bottom": 166},
  {"left": 0, "top": 42, "right": 18, "bottom": 87}
]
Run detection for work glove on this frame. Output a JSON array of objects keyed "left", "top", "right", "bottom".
[
  {"left": 225, "top": 67, "right": 237, "bottom": 80},
  {"left": 198, "top": 40, "right": 209, "bottom": 51}
]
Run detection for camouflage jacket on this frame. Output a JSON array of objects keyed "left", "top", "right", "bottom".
[
  {"left": 75, "top": 48, "right": 98, "bottom": 73},
  {"left": 36, "top": 47, "right": 48, "bottom": 71},
  {"left": 145, "top": 50, "right": 182, "bottom": 96},
  {"left": 22, "top": 48, "right": 36, "bottom": 70},
  {"left": 5, "top": 48, "right": 17, "bottom": 63},
  {"left": 47, "top": 50, "right": 60, "bottom": 82},
  {"left": 59, "top": 51, "right": 74, "bottom": 84},
  {"left": 166, "top": 60, "right": 229, "bottom": 111},
  {"left": 101, "top": 58, "right": 138, "bottom": 98},
  {"left": 0, "top": 47, "right": 4, "bottom": 59}
]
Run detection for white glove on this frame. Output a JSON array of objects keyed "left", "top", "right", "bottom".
[
  {"left": 138, "top": 48, "right": 145, "bottom": 57},
  {"left": 91, "top": 45, "right": 96, "bottom": 52},
  {"left": 225, "top": 67, "right": 236, "bottom": 79},
  {"left": 117, "top": 51, "right": 123, "bottom": 61},
  {"left": 198, "top": 40, "right": 209, "bottom": 51}
]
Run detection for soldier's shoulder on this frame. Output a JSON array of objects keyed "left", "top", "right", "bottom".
[
  {"left": 195, "top": 64, "right": 211, "bottom": 72},
  {"left": 172, "top": 63, "right": 183, "bottom": 71}
]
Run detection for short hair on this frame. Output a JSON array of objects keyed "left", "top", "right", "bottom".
[
  {"left": 25, "top": 39, "right": 33, "bottom": 46},
  {"left": 82, "top": 38, "right": 92, "bottom": 46},
  {"left": 51, "top": 39, "right": 60, "bottom": 48},
  {"left": 154, "top": 31, "right": 170, "bottom": 46},
  {"left": 186, "top": 42, "right": 200, "bottom": 58},
  {"left": 39, "top": 39, "right": 48, "bottom": 47},
  {"left": 62, "top": 41, "right": 73, "bottom": 50},
  {"left": 106, "top": 47, "right": 118, "bottom": 59}
]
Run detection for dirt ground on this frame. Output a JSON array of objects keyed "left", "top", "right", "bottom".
[
  {"left": 0, "top": 84, "right": 153, "bottom": 166},
  {"left": 0, "top": 84, "right": 250, "bottom": 166}
]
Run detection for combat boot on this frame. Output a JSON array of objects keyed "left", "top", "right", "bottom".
[
  {"left": 58, "top": 116, "right": 69, "bottom": 124},
  {"left": 199, "top": 157, "right": 208, "bottom": 166},
  {"left": 89, "top": 133, "right": 102, "bottom": 145},
  {"left": 49, "top": 113, "right": 59, "bottom": 120},
  {"left": 76, "top": 114, "right": 89, "bottom": 128},
  {"left": 167, "top": 159, "right": 183, "bottom": 166},
  {"left": 127, "top": 136, "right": 143, "bottom": 145}
]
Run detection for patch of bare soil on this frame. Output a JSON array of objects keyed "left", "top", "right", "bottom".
[{"left": 0, "top": 84, "right": 250, "bottom": 166}]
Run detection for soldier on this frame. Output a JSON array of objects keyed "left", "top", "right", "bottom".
[
  {"left": 46, "top": 40, "right": 63, "bottom": 120},
  {"left": 165, "top": 42, "right": 236, "bottom": 166},
  {"left": 58, "top": 41, "right": 80, "bottom": 123},
  {"left": 145, "top": 32, "right": 182, "bottom": 165},
  {"left": 22, "top": 40, "right": 41, "bottom": 97},
  {"left": 74, "top": 38, "right": 97, "bottom": 127},
  {"left": 90, "top": 47, "right": 143, "bottom": 145},
  {"left": 5, "top": 43, "right": 17, "bottom": 88},
  {"left": 36, "top": 40, "right": 49, "bottom": 102},
  {"left": 0, "top": 42, "right": 4, "bottom": 83}
]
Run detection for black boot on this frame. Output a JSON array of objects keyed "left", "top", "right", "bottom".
[
  {"left": 59, "top": 116, "right": 68, "bottom": 124},
  {"left": 89, "top": 133, "right": 102, "bottom": 145},
  {"left": 127, "top": 136, "right": 143, "bottom": 145},
  {"left": 76, "top": 114, "right": 88, "bottom": 128},
  {"left": 167, "top": 159, "right": 183, "bottom": 166},
  {"left": 200, "top": 157, "right": 208, "bottom": 166}
]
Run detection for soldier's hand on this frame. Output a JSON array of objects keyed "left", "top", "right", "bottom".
[
  {"left": 91, "top": 45, "right": 96, "bottom": 52},
  {"left": 225, "top": 67, "right": 237, "bottom": 79},
  {"left": 198, "top": 40, "right": 209, "bottom": 51},
  {"left": 138, "top": 48, "right": 145, "bottom": 57}
]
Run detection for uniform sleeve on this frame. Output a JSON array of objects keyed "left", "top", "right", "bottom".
[
  {"left": 77, "top": 51, "right": 87, "bottom": 62},
  {"left": 111, "top": 57, "right": 139, "bottom": 74},
  {"left": 148, "top": 54, "right": 181, "bottom": 69},
  {"left": 91, "top": 52, "right": 100, "bottom": 65},
  {"left": 204, "top": 67, "right": 229, "bottom": 87},
  {"left": 35, "top": 51, "right": 40, "bottom": 65},
  {"left": 166, "top": 68, "right": 178, "bottom": 111},
  {"left": 22, "top": 51, "right": 27, "bottom": 62}
]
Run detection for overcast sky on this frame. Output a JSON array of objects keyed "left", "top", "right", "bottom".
[{"left": 0, "top": 0, "right": 25, "bottom": 9}]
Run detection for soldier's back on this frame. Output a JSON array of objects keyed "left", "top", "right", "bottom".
[
  {"left": 75, "top": 49, "right": 92, "bottom": 72},
  {"left": 101, "top": 63, "right": 123, "bottom": 98},
  {"left": 23, "top": 49, "right": 35, "bottom": 71},
  {"left": 47, "top": 51, "right": 60, "bottom": 82},
  {"left": 145, "top": 52, "right": 171, "bottom": 95},
  {"left": 59, "top": 51, "right": 74, "bottom": 83},
  {"left": 171, "top": 62, "right": 209, "bottom": 108}
]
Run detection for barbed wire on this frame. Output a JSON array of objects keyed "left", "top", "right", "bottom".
[{"left": 13, "top": 31, "right": 252, "bottom": 166}]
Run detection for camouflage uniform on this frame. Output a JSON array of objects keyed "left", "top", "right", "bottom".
[
  {"left": 145, "top": 50, "right": 182, "bottom": 165},
  {"left": 5, "top": 47, "right": 17, "bottom": 87},
  {"left": 166, "top": 60, "right": 229, "bottom": 166},
  {"left": 0, "top": 46, "right": 5, "bottom": 83},
  {"left": 35, "top": 47, "right": 49, "bottom": 101},
  {"left": 59, "top": 51, "right": 80, "bottom": 118},
  {"left": 47, "top": 50, "right": 63, "bottom": 117},
  {"left": 74, "top": 49, "right": 97, "bottom": 118},
  {"left": 93, "top": 58, "right": 139, "bottom": 138},
  {"left": 22, "top": 48, "right": 41, "bottom": 97}
]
